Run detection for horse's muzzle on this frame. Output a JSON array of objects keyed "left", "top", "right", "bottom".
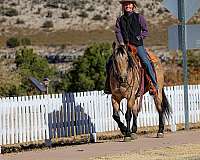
[{"left": 119, "top": 75, "right": 127, "bottom": 84}]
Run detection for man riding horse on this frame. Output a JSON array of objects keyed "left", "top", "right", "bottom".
[{"left": 105, "top": 0, "right": 158, "bottom": 95}]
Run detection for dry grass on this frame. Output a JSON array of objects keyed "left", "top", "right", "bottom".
[
  {"left": 0, "top": 27, "right": 115, "bottom": 47},
  {"left": 0, "top": 20, "right": 174, "bottom": 48},
  {"left": 92, "top": 144, "right": 200, "bottom": 160}
]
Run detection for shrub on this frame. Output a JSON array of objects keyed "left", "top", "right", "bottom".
[
  {"left": 35, "top": 8, "right": 41, "bottom": 14},
  {"left": 16, "top": 18, "right": 25, "bottom": 24},
  {"left": 21, "top": 38, "right": 31, "bottom": 46},
  {"left": 46, "top": 1, "right": 59, "bottom": 8},
  {"left": 61, "top": 12, "right": 69, "bottom": 19},
  {"left": 92, "top": 14, "right": 103, "bottom": 21},
  {"left": 86, "top": 6, "right": 95, "bottom": 12},
  {"left": 10, "top": 2, "right": 17, "bottom": 6},
  {"left": 15, "top": 48, "right": 57, "bottom": 95},
  {"left": 60, "top": 5, "right": 68, "bottom": 10},
  {"left": 78, "top": 11, "right": 88, "bottom": 18},
  {"left": 4, "top": 8, "right": 18, "bottom": 17},
  {"left": 42, "top": 20, "right": 54, "bottom": 28},
  {"left": 6, "top": 37, "right": 20, "bottom": 48},
  {"left": 46, "top": 10, "right": 53, "bottom": 18}
]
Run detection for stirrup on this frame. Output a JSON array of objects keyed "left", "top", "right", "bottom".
[
  {"left": 104, "top": 90, "right": 111, "bottom": 94},
  {"left": 149, "top": 85, "right": 158, "bottom": 96},
  {"left": 104, "top": 88, "right": 111, "bottom": 94}
]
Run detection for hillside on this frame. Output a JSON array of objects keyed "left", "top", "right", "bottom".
[
  {"left": 0, "top": 0, "right": 199, "bottom": 31},
  {"left": 0, "top": 0, "right": 200, "bottom": 47},
  {"left": 0, "top": 0, "right": 167, "bottom": 30}
]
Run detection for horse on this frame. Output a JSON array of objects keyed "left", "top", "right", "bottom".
[{"left": 109, "top": 42, "right": 171, "bottom": 140}]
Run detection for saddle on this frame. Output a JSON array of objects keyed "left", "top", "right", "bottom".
[{"left": 127, "top": 44, "right": 159, "bottom": 96}]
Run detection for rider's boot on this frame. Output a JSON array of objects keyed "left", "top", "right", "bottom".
[
  {"left": 104, "top": 75, "right": 111, "bottom": 94},
  {"left": 149, "top": 81, "right": 159, "bottom": 95}
]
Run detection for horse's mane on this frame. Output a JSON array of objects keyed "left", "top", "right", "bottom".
[{"left": 116, "top": 45, "right": 135, "bottom": 69}]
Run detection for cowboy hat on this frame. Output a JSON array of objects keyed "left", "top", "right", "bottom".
[{"left": 119, "top": 0, "right": 137, "bottom": 5}]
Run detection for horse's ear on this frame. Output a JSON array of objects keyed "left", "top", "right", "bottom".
[{"left": 112, "top": 41, "right": 116, "bottom": 50}]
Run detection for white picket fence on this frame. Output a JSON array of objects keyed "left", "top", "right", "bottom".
[{"left": 0, "top": 85, "right": 200, "bottom": 147}]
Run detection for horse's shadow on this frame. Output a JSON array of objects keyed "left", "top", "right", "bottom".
[{"left": 47, "top": 92, "right": 96, "bottom": 144}]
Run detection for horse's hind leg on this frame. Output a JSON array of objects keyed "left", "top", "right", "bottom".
[
  {"left": 112, "top": 97, "right": 127, "bottom": 135},
  {"left": 154, "top": 88, "right": 165, "bottom": 138}
]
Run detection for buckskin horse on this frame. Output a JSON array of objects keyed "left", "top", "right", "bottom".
[{"left": 109, "top": 42, "right": 171, "bottom": 141}]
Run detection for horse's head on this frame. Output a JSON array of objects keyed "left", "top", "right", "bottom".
[{"left": 112, "top": 42, "right": 134, "bottom": 84}]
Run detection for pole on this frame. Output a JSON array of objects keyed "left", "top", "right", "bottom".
[{"left": 178, "top": 0, "right": 189, "bottom": 130}]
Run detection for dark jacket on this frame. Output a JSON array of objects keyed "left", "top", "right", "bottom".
[{"left": 115, "top": 12, "right": 149, "bottom": 46}]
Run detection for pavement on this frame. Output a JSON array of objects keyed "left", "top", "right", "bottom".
[{"left": 1, "top": 129, "right": 200, "bottom": 160}]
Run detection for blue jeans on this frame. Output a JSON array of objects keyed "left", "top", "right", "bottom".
[{"left": 137, "top": 46, "right": 158, "bottom": 89}]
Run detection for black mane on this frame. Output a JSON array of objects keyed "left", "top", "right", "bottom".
[{"left": 116, "top": 45, "right": 135, "bottom": 68}]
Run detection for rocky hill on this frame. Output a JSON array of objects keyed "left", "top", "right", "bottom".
[{"left": 1, "top": 0, "right": 199, "bottom": 31}]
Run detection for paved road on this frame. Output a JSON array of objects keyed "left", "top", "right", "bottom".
[{"left": 1, "top": 129, "right": 200, "bottom": 160}]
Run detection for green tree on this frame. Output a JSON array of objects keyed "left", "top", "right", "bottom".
[
  {"left": 15, "top": 48, "right": 57, "bottom": 95},
  {"left": 63, "top": 43, "right": 112, "bottom": 92}
]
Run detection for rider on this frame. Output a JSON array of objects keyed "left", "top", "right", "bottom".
[{"left": 104, "top": 0, "right": 158, "bottom": 94}]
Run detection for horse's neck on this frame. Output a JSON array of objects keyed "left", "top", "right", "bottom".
[{"left": 129, "top": 55, "right": 141, "bottom": 86}]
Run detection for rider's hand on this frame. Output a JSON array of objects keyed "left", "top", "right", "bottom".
[
  {"left": 119, "top": 42, "right": 125, "bottom": 46},
  {"left": 136, "top": 36, "right": 141, "bottom": 40}
]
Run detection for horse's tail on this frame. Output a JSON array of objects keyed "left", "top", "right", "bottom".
[{"left": 161, "top": 88, "right": 171, "bottom": 120}]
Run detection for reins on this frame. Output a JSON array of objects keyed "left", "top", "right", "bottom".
[{"left": 112, "top": 46, "right": 138, "bottom": 89}]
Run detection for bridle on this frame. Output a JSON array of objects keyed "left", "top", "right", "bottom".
[{"left": 112, "top": 46, "right": 136, "bottom": 88}]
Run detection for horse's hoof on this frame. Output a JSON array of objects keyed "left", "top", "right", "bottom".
[
  {"left": 120, "top": 126, "right": 127, "bottom": 136},
  {"left": 131, "top": 133, "right": 138, "bottom": 140},
  {"left": 124, "top": 136, "right": 132, "bottom": 142},
  {"left": 157, "top": 133, "right": 164, "bottom": 138}
]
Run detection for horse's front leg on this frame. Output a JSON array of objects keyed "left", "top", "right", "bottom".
[
  {"left": 128, "top": 97, "right": 138, "bottom": 140},
  {"left": 131, "top": 110, "right": 138, "bottom": 140},
  {"left": 112, "top": 96, "right": 127, "bottom": 135},
  {"left": 125, "top": 108, "right": 132, "bottom": 137}
]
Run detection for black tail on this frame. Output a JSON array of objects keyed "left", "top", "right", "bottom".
[{"left": 161, "top": 88, "right": 172, "bottom": 120}]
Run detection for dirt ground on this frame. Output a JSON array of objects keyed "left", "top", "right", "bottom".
[{"left": 1, "top": 129, "right": 200, "bottom": 160}]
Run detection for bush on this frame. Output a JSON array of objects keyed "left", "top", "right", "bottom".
[
  {"left": 61, "top": 12, "right": 69, "bottom": 19},
  {"left": 46, "top": 10, "right": 53, "bottom": 18},
  {"left": 46, "top": 1, "right": 59, "bottom": 8},
  {"left": 15, "top": 48, "right": 57, "bottom": 95},
  {"left": 21, "top": 38, "right": 31, "bottom": 46},
  {"left": 4, "top": 8, "right": 18, "bottom": 17},
  {"left": 60, "top": 5, "right": 68, "bottom": 10},
  {"left": 16, "top": 18, "right": 25, "bottom": 24},
  {"left": 92, "top": 14, "right": 103, "bottom": 21},
  {"left": 35, "top": 8, "right": 41, "bottom": 14},
  {"left": 6, "top": 37, "right": 20, "bottom": 48},
  {"left": 42, "top": 20, "right": 54, "bottom": 28},
  {"left": 6, "top": 37, "right": 32, "bottom": 48},
  {"left": 78, "top": 11, "right": 88, "bottom": 18},
  {"left": 177, "top": 50, "right": 200, "bottom": 68},
  {"left": 86, "top": 6, "right": 95, "bottom": 12}
]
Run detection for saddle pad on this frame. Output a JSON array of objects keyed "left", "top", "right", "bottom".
[
  {"left": 128, "top": 44, "right": 159, "bottom": 64},
  {"left": 145, "top": 48, "right": 159, "bottom": 63}
]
